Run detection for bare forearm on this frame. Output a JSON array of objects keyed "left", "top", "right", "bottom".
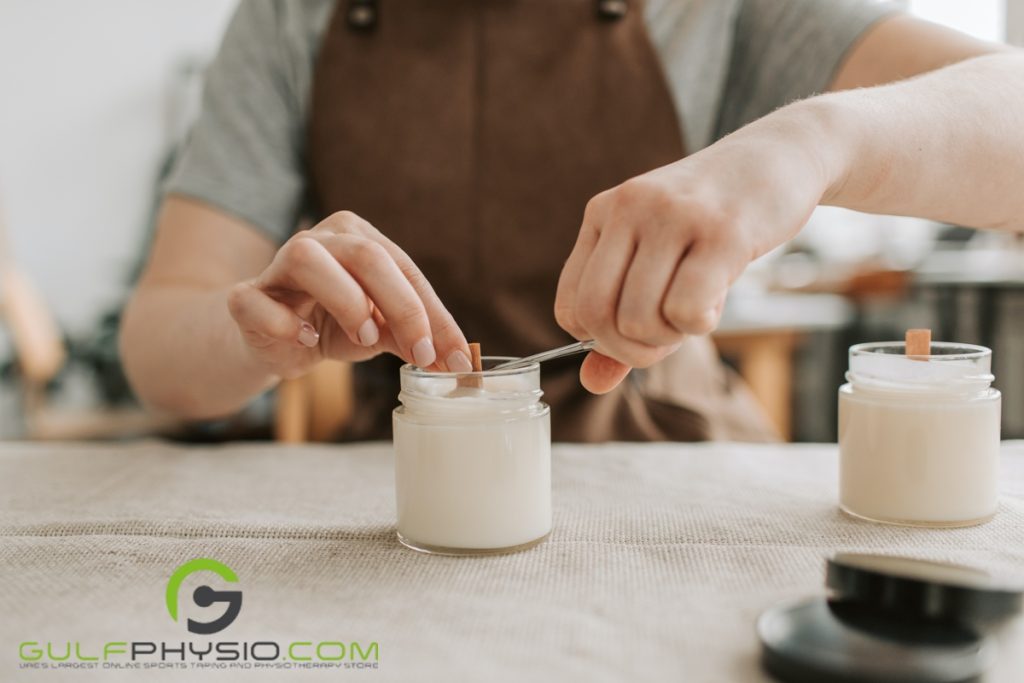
[
  {"left": 814, "top": 52, "right": 1024, "bottom": 230},
  {"left": 552, "top": 34, "right": 1024, "bottom": 373},
  {"left": 120, "top": 286, "right": 277, "bottom": 419}
]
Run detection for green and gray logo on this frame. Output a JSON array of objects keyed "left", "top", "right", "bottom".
[{"left": 165, "top": 559, "right": 242, "bottom": 635}]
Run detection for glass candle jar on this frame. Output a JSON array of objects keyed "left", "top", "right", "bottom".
[
  {"left": 392, "top": 357, "right": 551, "bottom": 555},
  {"left": 838, "top": 342, "right": 1001, "bottom": 527}
]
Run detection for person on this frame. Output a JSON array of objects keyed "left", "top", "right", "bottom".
[{"left": 120, "top": 0, "right": 1023, "bottom": 442}]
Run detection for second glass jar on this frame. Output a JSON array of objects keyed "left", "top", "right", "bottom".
[{"left": 838, "top": 342, "right": 1001, "bottom": 527}]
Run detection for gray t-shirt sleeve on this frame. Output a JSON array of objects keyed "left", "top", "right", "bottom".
[
  {"left": 163, "top": 0, "right": 310, "bottom": 244},
  {"left": 714, "top": 0, "right": 902, "bottom": 140}
]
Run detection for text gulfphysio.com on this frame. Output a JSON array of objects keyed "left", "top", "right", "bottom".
[
  {"left": 15, "top": 558, "right": 379, "bottom": 673},
  {"left": 19, "top": 640, "right": 379, "bottom": 671}
]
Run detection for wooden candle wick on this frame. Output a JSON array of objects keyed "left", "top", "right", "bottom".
[
  {"left": 457, "top": 342, "right": 483, "bottom": 388},
  {"left": 905, "top": 328, "right": 931, "bottom": 359}
]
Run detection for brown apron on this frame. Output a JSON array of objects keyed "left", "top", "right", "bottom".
[{"left": 307, "top": 0, "right": 776, "bottom": 443}]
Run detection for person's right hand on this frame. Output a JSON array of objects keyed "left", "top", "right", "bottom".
[{"left": 226, "top": 211, "right": 472, "bottom": 380}]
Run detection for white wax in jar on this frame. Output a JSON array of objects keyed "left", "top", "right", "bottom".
[
  {"left": 393, "top": 372, "right": 551, "bottom": 552},
  {"left": 838, "top": 349, "right": 1000, "bottom": 526}
]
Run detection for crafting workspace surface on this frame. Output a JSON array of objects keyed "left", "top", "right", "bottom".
[{"left": 2, "top": 440, "right": 1023, "bottom": 682}]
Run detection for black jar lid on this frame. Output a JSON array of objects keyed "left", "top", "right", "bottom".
[
  {"left": 826, "top": 553, "right": 1023, "bottom": 628},
  {"left": 758, "top": 597, "right": 992, "bottom": 683},
  {"left": 757, "top": 554, "right": 1023, "bottom": 683}
]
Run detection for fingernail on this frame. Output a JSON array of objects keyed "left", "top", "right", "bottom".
[
  {"left": 411, "top": 337, "right": 436, "bottom": 368},
  {"left": 446, "top": 349, "right": 473, "bottom": 373},
  {"left": 357, "top": 318, "right": 379, "bottom": 346},
  {"left": 298, "top": 322, "right": 320, "bottom": 348}
]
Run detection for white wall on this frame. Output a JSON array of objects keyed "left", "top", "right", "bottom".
[
  {"left": 908, "top": 0, "right": 1005, "bottom": 42},
  {"left": 0, "top": 0, "right": 237, "bottom": 344}
]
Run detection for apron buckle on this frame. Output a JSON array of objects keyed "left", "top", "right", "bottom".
[
  {"left": 347, "top": 0, "right": 378, "bottom": 31},
  {"left": 596, "top": 0, "right": 628, "bottom": 21}
]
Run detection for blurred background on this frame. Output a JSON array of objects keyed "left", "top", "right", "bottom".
[{"left": 0, "top": 0, "right": 1021, "bottom": 443}]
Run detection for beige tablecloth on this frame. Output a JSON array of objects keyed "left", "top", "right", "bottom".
[{"left": 1, "top": 440, "right": 1022, "bottom": 682}]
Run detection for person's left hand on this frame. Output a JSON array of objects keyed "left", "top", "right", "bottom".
[{"left": 554, "top": 114, "right": 833, "bottom": 393}]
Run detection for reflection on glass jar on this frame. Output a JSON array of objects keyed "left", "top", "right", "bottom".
[
  {"left": 392, "top": 357, "right": 551, "bottom": 555},
  {"left": 838, "top": 342, "right": 1001, "bottom": 527}
]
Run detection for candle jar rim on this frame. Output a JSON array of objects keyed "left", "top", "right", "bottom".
[
  {"left": 849, "top": 341, "right": 991, "bottom": 362},
  {"left": 398, "top": 356, "right": 545, "bottom": 415},
  {"left": 401, "top": 355, "right": 539, "bottom": 379},
  {"left": 846, "top": 341, "right": 995, "bottom": 395}
]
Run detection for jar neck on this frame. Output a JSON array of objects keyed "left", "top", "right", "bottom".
[
  {"left": 397, "top": 387, "right": 546, "bottom": 421},
  {"left": 845, "top": 371, "right": 994, "bottom": 399},
  {"left": 845, "top": 342, "right": 994, "bottom": 399}
]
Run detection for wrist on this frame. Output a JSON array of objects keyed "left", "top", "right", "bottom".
[
  {"left": 222, "top": 287, "right": 293, "bottom": 387},
  {"left": 198, "top": 285, "right": 283, "bottom": 408},
  {"left": 784, "top": 94, "right": 860, "bottom": 205},
  {"left": 690, "top": 96, "right": 850, "bottom": 249},
  {"left": 698, "top": 95, "right": 850, "bottom": 209}
]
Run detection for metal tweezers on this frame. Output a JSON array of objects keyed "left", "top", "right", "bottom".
[{"left": 491, "top": 340, "right": 598, "bottom": 371}]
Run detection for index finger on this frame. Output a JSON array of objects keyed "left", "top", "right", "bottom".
[
  {"left": 555, "top": 219, "right": 601, "bottom": 340},
  {"left": 367, "top": 234, "right": 473, "bottom": 373}
]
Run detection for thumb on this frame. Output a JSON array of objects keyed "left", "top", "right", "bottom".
[{"left": 579, "top": 351, "right": 631, "bottom": 394}]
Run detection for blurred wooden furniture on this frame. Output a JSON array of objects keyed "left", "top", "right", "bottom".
[
  {"left": 0, "top": 193, "right": 177, "bottom": 440},
  {"left": 274, "top": 360, "right": 355, "bottom": 443},
  {"left": 0, "top": 195, "right": 65, "bottom": 402},
  {"left": 778, "top": 263, "right": 911, "bottom": 302},
  {"left": 714, "top": 292, "right": 854, "bottom": 441},
  {"left": 713, "top": 329, "right": 799, "bottom": 441},
  {"left": 1, "top": 265, "right": 66, "bottom": 407},
  {"left": 842, "top": 268, "right": 910, "bottom": 302}
]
